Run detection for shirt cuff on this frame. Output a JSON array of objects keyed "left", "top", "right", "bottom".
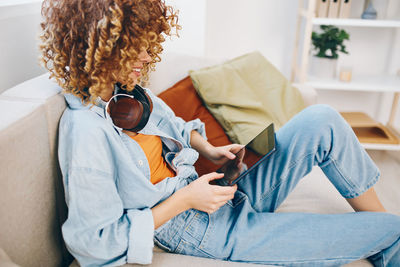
[
  {"left": 184, "top": 118, "right": 207, "bottom": 146},
  {"left": 126, "top": 208, "right": 155, "bottom": 264}
]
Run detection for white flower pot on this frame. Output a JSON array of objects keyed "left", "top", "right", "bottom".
[{"left": 309, "top": 56, "right": 338, "bottom": 79}]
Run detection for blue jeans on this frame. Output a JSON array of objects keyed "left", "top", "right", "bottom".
[{"left": 154, "top": 104, "right": 400, "bottom": 266}]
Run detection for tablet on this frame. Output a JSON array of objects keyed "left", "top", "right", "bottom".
[{"left": 216, "top": 123, "right": 276, "bottom": 186}]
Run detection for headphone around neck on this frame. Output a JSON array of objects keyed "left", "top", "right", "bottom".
[{"left": 105, "top": 83, "right": 153, "bottom": 132}]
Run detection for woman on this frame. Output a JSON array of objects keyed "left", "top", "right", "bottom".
[{"left": 40, "top": 0, "right": 400, "bottom": 266}]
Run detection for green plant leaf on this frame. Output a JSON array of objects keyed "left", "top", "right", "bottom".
[{"left": 311, "top": 25, "right": 350, "bottom": 58}]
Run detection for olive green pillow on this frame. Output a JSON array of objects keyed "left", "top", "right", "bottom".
[{"left": 189, "top": 51, "right": 306, "bottom": 154}]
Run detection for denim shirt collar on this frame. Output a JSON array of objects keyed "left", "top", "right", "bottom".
[
  {"left": 63, "top": 93, "right": 183, "bottom": 148},
  {"left": 64, "top": 93, "right": 124, "bottom": 136}
]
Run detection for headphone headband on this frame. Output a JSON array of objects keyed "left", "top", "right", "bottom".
[{"left": 104, "top": 84, "right": 153, "bottom": 132}]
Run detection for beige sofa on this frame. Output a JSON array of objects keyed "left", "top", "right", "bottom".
[{"left": 0, "top": 53, "right": 371, "bottom": 267}]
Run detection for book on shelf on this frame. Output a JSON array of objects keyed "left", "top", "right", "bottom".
[
  {"left": 328, "top": 0, "right": 340, "bottom": 18},
  {"left": 316, "top": 0, "right": 329, "bottom": 18},
  {"left": 338, "top": 0, "right": 351, "bottom": 18}
]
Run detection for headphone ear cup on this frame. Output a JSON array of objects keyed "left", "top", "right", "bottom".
[
  {"left": 133, "top": 85, "right": 153, "bottom": 113},
  {"left": 141, "top": 102, "right": 151, "bottom": 123},
  {"left": 131, "top": 101, "right": 151, "bottom": 132},
  {"left": 109, "top": 97, "right": 144, "bottom": 130},
  {"left": 109, "top": 84, "right": 153, "bottom": 132},
  {"left": 143, "top": 91, "right": 153, "bottom": 112}
]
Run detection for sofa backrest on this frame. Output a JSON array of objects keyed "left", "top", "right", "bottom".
[{"left": 0, "top": 74, "right": 68, "bottom": 267}]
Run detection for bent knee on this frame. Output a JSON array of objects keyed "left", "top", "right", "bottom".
[
  {"left": 302, "top": 104, "right": 343, "bottom": 127},
  {"left": 305, "top": 104, "right": 340, "bottom": 118}
]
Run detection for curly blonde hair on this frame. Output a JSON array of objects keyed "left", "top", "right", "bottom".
[{"left": 40, "top": 0, "right": 179, "bottom": 103}]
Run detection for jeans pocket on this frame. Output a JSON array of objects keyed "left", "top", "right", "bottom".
[
  {"left": 175, "top": 210, "right": 215, "bottom": 257},
  {"left": 154, "top": 209, "right": 192, "bottom": 252},
  {"left": 175, "top": 239, "right": 215, "bottom": 259},
  {"left": 185, "top": 210, "right": 209, "bottom": 245}
]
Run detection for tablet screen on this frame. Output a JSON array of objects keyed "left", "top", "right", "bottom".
[{"left": 216, "top": 123, "right": 275, "bottom": 185}]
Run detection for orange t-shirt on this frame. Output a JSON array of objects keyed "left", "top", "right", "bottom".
[{"left": 130, "top": 134, "right": 176, "bottom": 184}]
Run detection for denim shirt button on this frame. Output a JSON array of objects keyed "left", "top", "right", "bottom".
[{"left": 138, "top": 160, "right": 144, "bottom": 166}]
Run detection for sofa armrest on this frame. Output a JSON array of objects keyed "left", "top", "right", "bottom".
[{"left": 293, "top": 83, "right": 317, "bottom": 107}]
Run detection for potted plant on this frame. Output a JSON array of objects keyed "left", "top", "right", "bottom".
[{"left": 310, "top": 25, "right": 350, "bottom": 79}]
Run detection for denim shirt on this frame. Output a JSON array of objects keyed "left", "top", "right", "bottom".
[{"left": 58, "top": 88, "right": 206, "bottom": 266}]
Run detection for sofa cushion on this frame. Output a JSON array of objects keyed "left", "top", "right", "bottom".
[
  {"left": 0, "top": 99, "right": 41, "bottom": 131},
  {"left": 158, "top": 76, "right": 260, "bottom": 176},
  {"left": 44, "top": 94, "right": 72, "bottom": 265},
  {"left": 0, "top": 103, "right": 64, "bottom": 267},
  {"left": 2, "top": 73, "right": 61, "bottom": 101},
  {"left": 189, "top": 51, "right": 306, "bottom": 154},
  {"left": 1, "top": 74, "right": 71, "bottom": 266}
]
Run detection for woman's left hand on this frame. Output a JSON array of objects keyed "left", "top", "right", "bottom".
[{"left": 206, "top": 144, "right": 244, "bottom": 165}]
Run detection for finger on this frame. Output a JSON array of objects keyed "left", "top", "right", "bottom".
[
  {"left": 224, "top": 150, "right": 236, "bottom": 160},
  {"left": 215, "top": 193, "right": 235, "bottom": 202},
  {"left": 237, "top": 148, "right": 245, "bottom": 157},
  {"left": 216, "top": 200, "right": 229, "bottom": 208},
  {"left": 213, "top": 190, "right": 235, "bottom": 199},
  {"left": 212, "top": 184, "right": 237, "bottom": 195},
  {"left": 203, "top": 172, "right": 224, "bottom": 182},
  {"left": 208, "top": 200, "right": 229, "bottom": 214},
  {"left": 229, "top": 144, "right": 245, "bottom": 153},
  {"left": 217, "top": 198, "right": 231, "bottom": 207}
]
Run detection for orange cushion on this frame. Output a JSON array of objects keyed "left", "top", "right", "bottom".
[{"left": 158, "top": 76, "right": 260, "bottom": 176}]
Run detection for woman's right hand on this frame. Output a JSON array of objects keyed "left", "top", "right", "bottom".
[{"left": 178, "top": 172, "right": 237, "bottom": 214}]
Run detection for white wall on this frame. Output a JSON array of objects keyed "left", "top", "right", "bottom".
[
  {"left": 163, "top": 0, "right": 302, "bottom": 78},
  {"left": 204, "top": 0, "right": 299, "bottom": 78},
  {"left": 1, "top": 0, "right": 399, "bottom": 129},
  {"left": 162, "top": 0, "right": 207, "bottom": 57},
  {"left": 0, "top": 1, "right": 45, "bottom": 93}
]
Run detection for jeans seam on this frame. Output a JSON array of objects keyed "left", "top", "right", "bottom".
[
  {"left": 184, "top": 212, "right": 200, "bottom": 241},
  {"left": 366, "top": 248, "right": 386, "bottom": 267},
  {"left": 330, "top": 156, "right": 360, "bottom": 193},
  {"left": 153, "top": 237, "right": 172, "bottom": 252},
  {"left": 344, "top": 171, "right": 380, "bottom": 199},
  {"left": 258, "top": 150, "right": 316, "bottom": 205},
  {"left": 177, "top": 239, "right": 216, "bottom": 258},
  {"left": 328, "top": 156, "right": 380, "bottom": 198},
  {"left": 169, "top": 211, "right": 190, "bottom": 243},
  {"left": 199, "top": 213, "right": 212, "bottom": 250},
  {"left": 175, "top": 239, "right": 184, "bottom": 254},
  {"left": 234, "top": 255, "right": 363, "bottom": 265},
  {"left": 227, "top": 191, "right": 247, "bottom": 208},
  {"left": 157, "top": 210, "right": 192, "bottom": 248}
]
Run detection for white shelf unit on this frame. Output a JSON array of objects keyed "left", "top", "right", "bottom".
[
  {"left": 312, "top": 18, "right": 400, "bottom": 27},
  {"left": 291, "top": 0, "right": 400, "bottom": 151},
  {"left": 362, "top": 142, "right": 400, "bottom": 151},
  {"left": 307, "top": 74, "right": 400, "bottom": 92}
]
